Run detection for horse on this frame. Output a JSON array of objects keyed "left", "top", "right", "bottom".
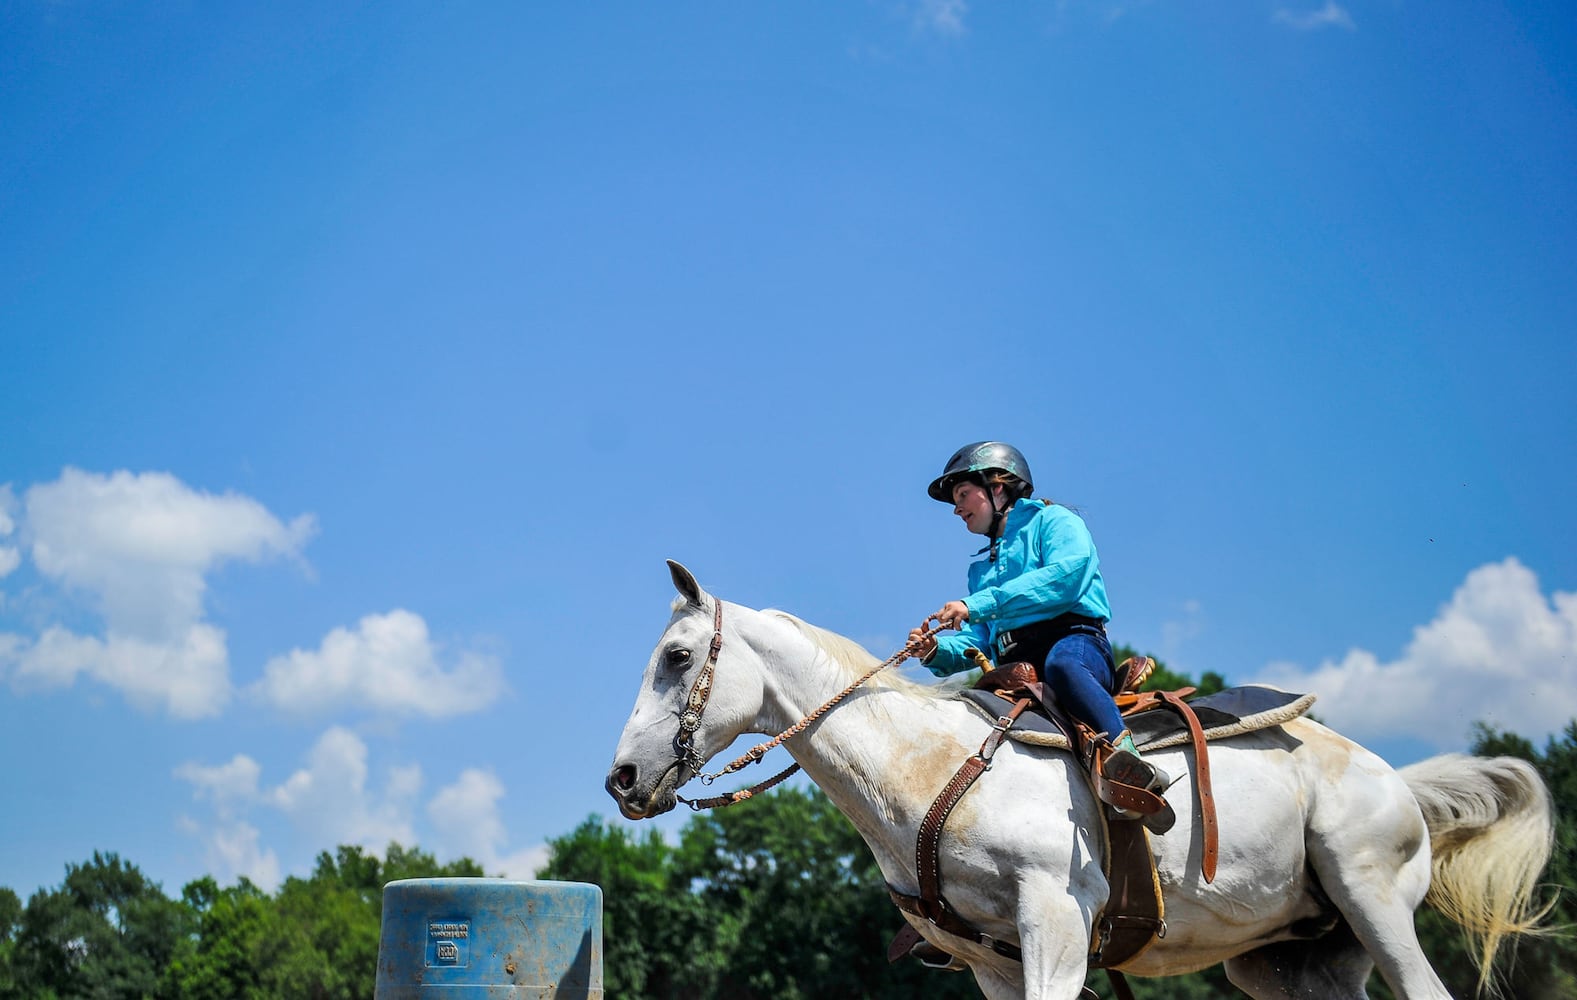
[{"left": 606, "top": 562, "right": 1554, "bottom": 999}]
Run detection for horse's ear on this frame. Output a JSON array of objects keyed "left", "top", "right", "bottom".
[{"left": 667, "top": 560, "right": 705, "bottom": 607}]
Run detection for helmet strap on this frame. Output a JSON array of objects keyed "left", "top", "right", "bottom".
[{"left": 987, "top": 484, "right": 1010, "bottom": 562}]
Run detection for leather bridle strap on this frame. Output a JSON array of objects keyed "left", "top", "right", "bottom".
[
  {"left": 673, "top": 600, "right": 725, "bottom": 776},
  {"left": 678, "top": 617, "right": 948, "bottom": 812}
]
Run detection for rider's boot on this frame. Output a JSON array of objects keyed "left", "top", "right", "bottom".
[{"left": 1101, "top": 731, "right": 1176, "bottom": 834}]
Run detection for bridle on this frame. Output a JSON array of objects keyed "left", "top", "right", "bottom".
[
  {"left": 670, "top": 598, "right": 946, "bottom": 811},
  {"left": 672, "top": 599, "right": 725, "bottom": 779}
]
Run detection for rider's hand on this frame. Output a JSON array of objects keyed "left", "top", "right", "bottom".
[
  {"left": 906, "top": 626, "right": 938, "bottom": 663},
  {"left": 933, "top": 600, "right": 970, "bottom": 631}
]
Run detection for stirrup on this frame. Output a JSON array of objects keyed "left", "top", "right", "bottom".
[
  {"left": 909, "top": 940, "right": 968, "bottom": 972},
  {"left": 1104, "top": 749, "right": 1172, "bottom": 794},
  {"left": 1102, "top": 749, "right": 1177, "bottom": 834}
]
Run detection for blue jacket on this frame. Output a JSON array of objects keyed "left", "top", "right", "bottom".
[{"left": 926, "top": 499, "right": 1111, "bottom": 677}]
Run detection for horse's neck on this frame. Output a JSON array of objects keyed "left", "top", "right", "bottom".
[{"left": 750, "top": 624, "right": 984, "bottom": 848}]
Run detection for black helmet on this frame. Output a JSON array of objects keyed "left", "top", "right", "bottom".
[{"left": 926, "top": 441, "right": 1033, "bottom": 502}]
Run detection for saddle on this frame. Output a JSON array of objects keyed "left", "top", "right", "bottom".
[{"left": 888, "top": 655, "right": 1316, "bottom": 999}]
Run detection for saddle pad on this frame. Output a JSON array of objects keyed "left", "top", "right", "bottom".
[
  {"left": 959, "top": 685, "right": 1317, "bottom": 752},
  {"left": 958, "top": 689, "right": 1071, "bottom": 739}
]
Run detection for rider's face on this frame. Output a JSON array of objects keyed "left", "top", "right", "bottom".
[{"left": 951, "top": 481, "right": 999, "bottom": 536}]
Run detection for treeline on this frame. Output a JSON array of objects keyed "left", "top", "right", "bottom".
[
  {"left": 2, "top": 717, "right": 1573, "bottom": 997},
  {"left": 0, "top": 845, "right": 483, "bottom": 999}
]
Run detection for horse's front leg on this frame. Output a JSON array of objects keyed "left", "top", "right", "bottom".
[{"left": 1013, "top": 871, "right": 1101, "bottom": 1000}]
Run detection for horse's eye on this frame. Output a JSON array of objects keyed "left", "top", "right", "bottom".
[{"left": 664, "top": 647, "right": 692, "bottom": 671}]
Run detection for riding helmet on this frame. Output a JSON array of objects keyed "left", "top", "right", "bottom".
[{"left": 926, "top": 441, "right": 1034, "bottom": 502}]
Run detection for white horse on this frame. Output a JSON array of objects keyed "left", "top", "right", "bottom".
[{"left": 606, "top": 563, "right": 1554, "bottom": 999}]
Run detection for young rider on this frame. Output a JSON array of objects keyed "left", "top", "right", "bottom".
[{"left": 907, "top": 441, "right": 1172, "bottom": 829}]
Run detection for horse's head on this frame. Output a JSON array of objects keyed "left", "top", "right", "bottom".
[{"left": 605, "top": 560, "right": 767, "bottom": 820}]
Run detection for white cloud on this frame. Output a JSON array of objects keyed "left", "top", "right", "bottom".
[
  {"left": 177, "top": 728, "right": 424, "bottom": 888},
  {"left": 12, "top": 623, "right": 230, "bottom": 718},
  {"left": 0, "top": 469, "right": 315, "bottom": 716},
  {"left": 177, "top": 753, "right": 265, "bottom": 813},
  {"left": 916, "top": 0, "right": 968, "bottom": 36},
  {"left": 26, "top": 468, "right": 315, "bottom": 637},
  {"left": 1160, "top": 599, "right": 1205, "bottom": 660},
  {"left": 267, "top": 727, "right": 421, "bottom": 850},
  {"left": 177, "top": 730, "right": 524, "bottom": 889},
  {"left": 428, "top": 769, "right": 547, "bottom": 879},
  {"left": 176, "top": 814, "right": 282, "bottom": 891},
  {"left": 175, "top": 754, "right": 281, "bottom": 887},
  {"left": 0, "top": 484, "right": 18, "bottom": 579},
  {"left": 1252, "top": 558, "right": 1577, "bottom": 749},
  {"left": 252, "top": 610, "right": 506, "bottom": 718},
  {"left": 209, "top": 821, "right": 282, "bottom": 890},
  {"left": 1274, "top": 2, "right": 1355, "bottom": 31}
]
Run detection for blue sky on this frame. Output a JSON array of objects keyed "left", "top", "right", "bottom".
[{"left": 2, "top": 1, "right": 1574, "bottom": 900}]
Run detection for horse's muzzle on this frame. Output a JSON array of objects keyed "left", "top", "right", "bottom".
[{"left": 605, "top": 760, "right": 681, "bottom": 820}]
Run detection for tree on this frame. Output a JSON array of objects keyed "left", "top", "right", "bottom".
[
  {"left": 539, "top": 817, "right": 709, "bottom": 998},
  {"left": 673, "top": 786, "right": 982, "bottom": 1000},
  {"left": 1111, "top": 642, "right": 1226, "bottom": 698},
  {"left": 161, "top": 843, "right": 484, "bottom": 1000},
  {"left": 160, "top": 876, "right": 274, "bottom": 1000},
  {"left": 6, "top": 852, "right": 190, "bottom": 1000},
  {"left": 0, "top": 886, "right": 20, "bottom": 997}
]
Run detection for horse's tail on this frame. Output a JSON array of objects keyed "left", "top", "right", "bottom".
[{"left": 1398, "top": 753, "right": 1556, "bottom": 991}]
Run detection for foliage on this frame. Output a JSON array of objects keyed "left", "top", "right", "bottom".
[
  {"left": 0, "top": 888, "right": 19, "bottom": 997},
  {"left": 542, "top": 791, "right": 981, "bottom": 999},
  {"left": 1111, "top": 642, "right": 1225, "bottom": 698},
  {"left": 0, "top": 844, "right": 482, "bottom": 1000},
  {"left": 538, "top": 817, "right": 707, "bottom": 998},
  {"left": 6, "top": 852, "right": 191, "bottom": 1000}
]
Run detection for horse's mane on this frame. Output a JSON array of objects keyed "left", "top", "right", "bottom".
[{"left": 763, "top": 610, "right": 948, "bottom": 701}]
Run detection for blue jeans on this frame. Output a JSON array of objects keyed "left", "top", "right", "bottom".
[{"left": 1040, "top": 626, "right": 1126, "bottom": 741}]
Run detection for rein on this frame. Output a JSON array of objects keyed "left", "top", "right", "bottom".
[{"left": 675, "top": 604, "right": 946, "bottom": 811}]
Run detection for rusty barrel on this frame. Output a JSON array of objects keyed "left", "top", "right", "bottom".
[{"left": 375, "top": 878, "right": 603, "bottom": 999}]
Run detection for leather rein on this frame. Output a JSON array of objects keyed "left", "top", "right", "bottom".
[{"left": 672, "top": 601, "right": 945, "bottom": 811}]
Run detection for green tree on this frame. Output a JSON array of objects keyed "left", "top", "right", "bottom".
[
  {"left": 674, "top": 786, "right": 982, "bottom": 1000},
  {"left": 161, "top": 843, "right": 483, "bottom": 1000},
  {"left": 160, "top": 876, "right": 274, "bottom": 1000},
  {"left": 1111, "top": 642, "right": 1226, "bottom": 697},
  {"left": 544, "top": 791, "right": 986, "bottom": 1000},
  {"left": 0, "top": 886, "right": 20, "bottom": 997},
  {"left": 539, "top": 817, "right": 708, "bottom": 999},
  {"left": 7, "top": 851, "right": 190, "bottom": 1000}
]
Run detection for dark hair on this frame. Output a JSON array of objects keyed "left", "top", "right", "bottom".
[{"left": 983, "top": 470, "right": 1034, "bottom": 505}]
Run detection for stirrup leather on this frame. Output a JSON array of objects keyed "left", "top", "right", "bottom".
[{"left": 1092, "top": 738, "right": 1176, "bottom": 834}]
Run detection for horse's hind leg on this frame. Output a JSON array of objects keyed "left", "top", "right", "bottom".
[
  {"left": 1306, "top": 809, "right": 1452, "bottom": 999},
  {"left": 1224, "top": 922, "right": 1373, "bottom": 999}
]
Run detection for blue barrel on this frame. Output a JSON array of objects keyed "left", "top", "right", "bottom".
[{"left": 375, "top": 878, "right": 602, "bottom": 999}]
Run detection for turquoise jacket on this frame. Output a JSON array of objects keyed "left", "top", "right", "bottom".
[{"left": 925, "top": 499, "right": 1111, "bottom": 677}]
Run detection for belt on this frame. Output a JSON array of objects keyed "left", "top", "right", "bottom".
[{"left": 995, "top": 613, "right": 1107, "bottom": 658}]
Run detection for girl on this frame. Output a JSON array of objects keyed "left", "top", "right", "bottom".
[{"left": 908, "top": 441, "right": 1171, "bottom": 830}]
